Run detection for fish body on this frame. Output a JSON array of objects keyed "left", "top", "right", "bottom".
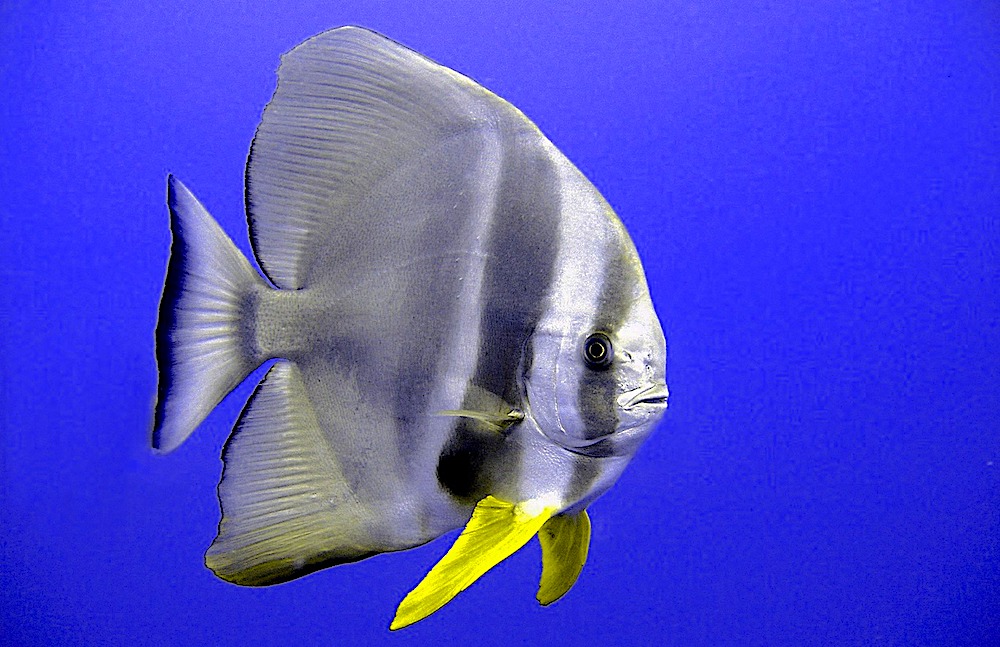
[{"left": 153, "top": 26, "right": 667, "bottom": 627}]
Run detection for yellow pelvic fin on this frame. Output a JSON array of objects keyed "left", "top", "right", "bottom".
[
  {"left": 536, "top": 510, "right": 591, "bottom": 606},
  {"left": 391, "top": 495, "right": 556, "bottom": 630}
]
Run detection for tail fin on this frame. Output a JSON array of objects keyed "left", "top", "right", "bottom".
[{"left": 152, "top": 175, "right": 266, "bottom": 453}]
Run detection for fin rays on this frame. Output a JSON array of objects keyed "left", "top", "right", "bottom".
[
  {"left": 434, "top": 408, "right": 524, "bottom": 432},
  {"left": 245, "top": 26, "right": 501, "bottom": 289},
  {"left": 152, "top": 175, "right": 265, "bottom": 452},
  {"left": 205, "top": 361, "right": 375, "bottom": 585}
]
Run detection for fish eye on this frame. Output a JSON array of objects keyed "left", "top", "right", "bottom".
[{"left": 582, "top": 332, "right": 614, "bottom": 371}]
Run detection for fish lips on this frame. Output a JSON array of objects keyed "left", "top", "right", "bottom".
[
  {"left": 547, "top": 383, "right": 668, "bottom": 458},
  {"left": 616, "top": 383, "right": 670, "bottom": 410}
]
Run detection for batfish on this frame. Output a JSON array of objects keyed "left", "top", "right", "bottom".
[{"left": 152, "top": 26, "right": 668, "bottom": 629}]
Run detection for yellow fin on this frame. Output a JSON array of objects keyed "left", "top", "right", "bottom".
[
  {"left": 391, "top": 495, "right": 556, "bottom": 630},
  {"left": 536, "top": 510, "right": 591, "bottom": 606}
]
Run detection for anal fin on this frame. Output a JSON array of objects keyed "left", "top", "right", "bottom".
[
  {"left": 391, "top": 496, "right": 556, "bottom": 630},
  {"left": 537, "top": 510, "right": 591, "bottom": 605},
  {"left": 205, "top": 361, "right": 372, "bottom": 585}
]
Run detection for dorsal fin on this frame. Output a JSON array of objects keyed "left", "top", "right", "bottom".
[{"left": 245, "top": 26, "right": 517, "bottom": 289}]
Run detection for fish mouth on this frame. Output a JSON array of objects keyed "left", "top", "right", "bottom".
[{"left": 617, "top": 383, "right": 669, "bottom": 410}]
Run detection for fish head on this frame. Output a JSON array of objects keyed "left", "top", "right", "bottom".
[{"left": 524, "top": 253, "right": 668, "bottom": 460}]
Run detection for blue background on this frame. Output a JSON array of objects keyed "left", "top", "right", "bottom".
[{"left": 2, "top": 2, "right": 998, "bottom": 645}]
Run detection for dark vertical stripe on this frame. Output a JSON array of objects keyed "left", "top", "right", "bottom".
[
  {"left": 436, "top": 129, "right": 562, "bottom": 501},
  {"left": 566, "top": 453, "right": 603, "bottom": 504},
  {"left": 568, "top": 240, "right": 643, "bottom": 496},
  {"left": 386, "top": 134, "right": 491, "bottom": 431},
  {"left": 576, "top": 245, "right": 636, "bottom": 441}
]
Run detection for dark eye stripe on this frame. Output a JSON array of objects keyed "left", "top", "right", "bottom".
[
  {"left": 576, "top": 370, "right": 618, "bottom": 440},
  {"left": 576, "top": 244, "right": 637, "bottom": 443}
]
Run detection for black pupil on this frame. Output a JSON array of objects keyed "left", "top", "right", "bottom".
[{"left": 584, "top": 333, "right": 613, "bottom": 369}]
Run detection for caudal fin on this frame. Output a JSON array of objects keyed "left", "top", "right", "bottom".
[{"left": 152, "top": 175, "right": 266, "bottom": 453}]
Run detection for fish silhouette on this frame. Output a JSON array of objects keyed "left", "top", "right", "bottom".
[{"left": 152, "top": 26, "right": 668, "bottom": 629}]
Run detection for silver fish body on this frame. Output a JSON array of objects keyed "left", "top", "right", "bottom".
[{"left": 153, "top": 26, "right": 667, "bottom": 625}]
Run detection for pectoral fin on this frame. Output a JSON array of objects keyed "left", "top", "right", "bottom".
[
  {"left": 434, "top": 408, "right": 524, "bottom": 433},
  {"left": 537, "top": 510, "right": 591, "bottom": 605},
  {"left": 391, "top": 496, "right": 556, "bottom": 630},
  {"left": 434, "top": 385, "right": 524, "bottom": 433}
]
